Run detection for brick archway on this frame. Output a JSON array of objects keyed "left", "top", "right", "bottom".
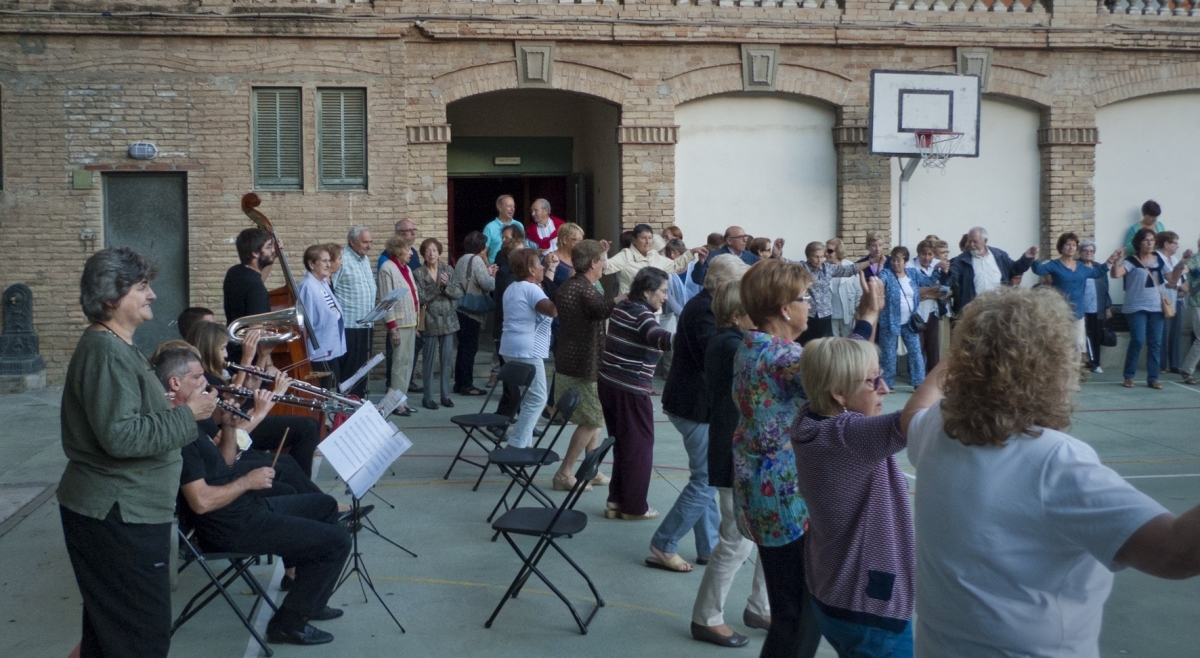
[
  {"left": 431, "top": 60, "right": 628, "bottom": 121},
  {"left": 1092, "top": 61, "right": 1200, "bottom": 108},
  {"left": 667, "top": 62, "right": 850, "bottom": 109}
]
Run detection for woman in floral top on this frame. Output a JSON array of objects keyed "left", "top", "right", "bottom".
[{"left": 732, "top": 258, "right": 879, "bottom": 658}]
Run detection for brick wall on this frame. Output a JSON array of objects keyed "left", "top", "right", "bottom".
[{"left": 2, "top": 8, "right": 1200, "bottom": 379}]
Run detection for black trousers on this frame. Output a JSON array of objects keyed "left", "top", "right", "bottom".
[
  {"left": 798, "top": 316, "right": 833, "bottom": 346},
  {"left": 454, "top": 312, "right": 481, "bottom": 392},
  {"left": 1085, "top": 312, "right": 1104, "bottom": 369},
  {"left": 196, "top": 493, "right": 351, "bottom": 621},
  {"left": 758, "top": 535, "right": 822, "bottom": 658},
  {"left": 250, "top": 415, "right": 321, "bottom": 477},
  {"left": 339, "top": 327, "right": 372, "bottom": 398},
  {"left": 917, "top": 314, "right": 941, "bottom": 371},
  {"left": 61, "top": 503, "right": 172, "bottom": 658}
]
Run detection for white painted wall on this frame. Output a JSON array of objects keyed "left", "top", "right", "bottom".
[
  {"left": 1096, "top": 92, "right": 1200, "bottom": 304},
  {"left": 890, "top": 97, "right": 1042, "bottom": 284},
  {"left": 674, "top": 94, "right": 838, "bottom": 257}
]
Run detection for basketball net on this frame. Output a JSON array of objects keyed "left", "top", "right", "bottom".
[{"left": 915, "top": 130, "right": 964, "bottom": 172}]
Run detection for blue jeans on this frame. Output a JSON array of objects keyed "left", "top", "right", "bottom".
[
  {"left": 650, "top": 415, "right": 720, "bottom": 557},
  {"left": 1124, "top": 310, "right": 1164, "bottom": 382},
  {"left": 879, "top": 326, "right": 926, "bottom": 389},
  {"left": 812, "top": 604, "right": 913, "bottom": 658}
]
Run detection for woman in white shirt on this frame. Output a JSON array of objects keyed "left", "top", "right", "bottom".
[
  {"left": 907, "top": 286, "right": 1200, "bottom": 658},
  {"left": 1156, "top": 231, "right": 1184, "bottom": 374},
  {"left": 826, "top": 239, "right": 862, "bottom": 338},
  {"left": 499, "top": 248, "right": 559, "bottom": 449}
]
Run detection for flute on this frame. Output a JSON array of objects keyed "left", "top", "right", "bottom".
[
  {"left": 224, "top": 362, "right": 362, "bottom": 409},
  {"left": 212, "top": 384, "right": 325, "bottom": 411},
  {"left": 165, "top": 390, "right": 252, "bottom": 421}
]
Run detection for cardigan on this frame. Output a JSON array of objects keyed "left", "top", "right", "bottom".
[
  {"left": 947, "top": 247, "right": 1035, "bottom": 314},
  {"left": 553, "top": 273, "right": 618, "bottom": 380},
  {"left": 597, "top": 299, "right": 673, "bottom": 394},
  {"left": 453, "top": 254, "right": 496, "bottom": 323},
  {"left": 377, "top": 258, "right": 419, "bottom": 329},
  {"left": 414, "top": 261, "right": 463, "bottom": 337},
  {"left": 705, "top": 327, "right": 743, "bottom": 489},
  {"left": 879, "top": 267, "right": 938, "bottom": 335},
  {"left": 662, "top": 289, "right": 718, "bottom": 423},
  {"left": 295, "top": 272, "right": 347, "bottom": 362}
]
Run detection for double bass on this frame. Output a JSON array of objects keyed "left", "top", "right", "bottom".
[{"left": 225, "top": 193, "right": 326, "bottom": 427}]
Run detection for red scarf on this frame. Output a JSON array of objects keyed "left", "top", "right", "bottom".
[{"left": 390, "top": 255, "right": 419, "bottom": 314}]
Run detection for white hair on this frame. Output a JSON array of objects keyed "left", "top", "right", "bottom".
[
  {"left": 703, "top": 254, "right": 751, "bottom": 292},
  {"left": 347, "top": 226, "right": 370, "bottom": 242},
  {"left": 968, "top": 226, "right": 989, "bottom": 242},
  {"left": 534, "top": 198, "right": 551, "bottom": 212}
]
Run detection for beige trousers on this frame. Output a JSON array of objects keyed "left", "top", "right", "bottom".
[{"left": 691, "top": 487, "right": 771, "bottom": 627}]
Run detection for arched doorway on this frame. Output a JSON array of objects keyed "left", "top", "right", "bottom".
[{"left": 446, "top": 89, "right": 621, "bottom": 257}]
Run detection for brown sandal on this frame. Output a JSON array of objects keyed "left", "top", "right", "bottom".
[
  {"left": 1183, "top": 376, "right": 1198, "bottom": 385},
  {"left": 1149, "top": 381, "right": 1164, "bottom": 390},
  {"left": 1122, "top": 379, "right": 1135, "bottom": 388}
]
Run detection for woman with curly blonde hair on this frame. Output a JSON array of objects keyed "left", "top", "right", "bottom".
[{"left": 907, "top": 286, "right": 1200, "bottom": 658}]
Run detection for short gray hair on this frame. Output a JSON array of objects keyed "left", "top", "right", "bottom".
[
  {"left": 1079, "top": 240, "right": 1096, "bottom": 251},
  {"left": 347, "top": 226, "right": 370, "bottom": 243},
  {"left": 79, "top": 247, "right": 157, "bottom": 323},
  {"left": 968, "top": 226, "right": 989, "bottom": 242},
  {"left": 663, "top": 238, "right": 687, "bottom": 259},
  {"left": 534, "top": 198, "right": 551, "bottom": 213},
  {"left": 704, "top": 253, "right": 751, "bottom": 292},
  {"left": 151, "top": 347, "right": 200, "bottom": 389}
]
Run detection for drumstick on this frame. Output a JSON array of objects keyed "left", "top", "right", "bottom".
[{"left": 271, "top": 428, "right": 291, "bottom": 470}]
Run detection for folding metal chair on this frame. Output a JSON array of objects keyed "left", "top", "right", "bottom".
[
  {"left": 173, "top": 519, "right": 279, "bottom": 656},
  {"left": 485, "top": 436, "right": 616, "bottom": 635},
  {"left": 486, "top": 388, "right": 581, "bottom": 523},
  {"left": 444, "top": 361, "right": 536, "bottom": 490}
]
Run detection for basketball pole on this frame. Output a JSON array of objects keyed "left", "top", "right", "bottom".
[{"left": 897, "top": 157, "right": 920, "bottom": 249}]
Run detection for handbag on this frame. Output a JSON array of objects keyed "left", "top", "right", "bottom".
[
  {"left": 458, "top": 255, "right": 496, "bottom": 315},
  {"left": 1101, "top": 321, "right": 1118, "bottom": 348},
  {"left": 416, "top": 306, "right": 427, "bottom": 333},
  {"left": 906, "top": 314, "right": 927, "bottom": 333},
  {"left": 1150, "top": 268, "right": 1176, "bottom": 319}
]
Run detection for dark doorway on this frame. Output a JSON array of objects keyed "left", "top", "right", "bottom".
[
  {"left": 103, "top": 173, "right": 189, "bottom": 356},
  {"left": 448, "top": 176, "right": 570, "bottom": 260}
]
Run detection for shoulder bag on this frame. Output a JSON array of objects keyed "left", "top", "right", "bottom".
[
  {"left": 458, "top": 255, "right": 496, "bottom": 315},
  {"left": 1148, "top": 256, "right": 1175, "bottom": 319}
]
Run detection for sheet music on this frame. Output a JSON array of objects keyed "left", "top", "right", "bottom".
[
  {"left": 320, "top": 403, "right": 412, "bottom": 498},
  {"left": 359, "top": 289, "right": 404, "bottom": 324},
  {"left": 339, "top": 352, "right": 384, "bottom": 393},
  {"left": 376, "top": 388, "right": 408, "bottom": 417}
]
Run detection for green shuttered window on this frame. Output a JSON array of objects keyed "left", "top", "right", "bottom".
[
  {"left": 318, "top": 89, "right": 367, "bottom": 190},
  {"left": 252, "top": 88, "right": 302, "bottom": 190}
]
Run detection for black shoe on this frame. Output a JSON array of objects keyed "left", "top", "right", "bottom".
[
  {"left": 266, "top": 622, "right": 334, "bottom": 646},
  {"left": 409, "top": 383, "right": 424, "bottom": 394},
  {"left": 393, "top": 407, "right": 415, "bottom": 417},
  {"left": 440, "top": 398, "right": 454, "bottom": 408},
  {"left": 422, "top": 399, "right": 439, "bottom": 410},
  {"left": 279, "top": 575, "right": 294, "bottom": 591},
  {"left": 309, "top": 606, "right": 345, "bottom": 621},
  {"left": 337, "top": 504, "right": 375, "bottom": 524},
  {"left": 743, "top": 608, "right": 771, "bottom": 631},
  {"left": 690, "top": 622, "right": 749, "bottom": 648}
]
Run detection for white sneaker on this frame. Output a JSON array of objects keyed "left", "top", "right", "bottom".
[{"left": 1094, "top": 366, "right": 1104, "bottom": 374}]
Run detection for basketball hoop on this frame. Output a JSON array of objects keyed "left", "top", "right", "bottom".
[{"left": 915, "top": 130, "right": 964, "bottom": 172}]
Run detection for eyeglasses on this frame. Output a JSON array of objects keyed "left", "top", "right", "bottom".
[
  {"left": 727, "top": 235, "right": 748, "bottom": 240},
  {"left": 399, "top": 229, "right": 417, "bottom": 235},
  {"left": 865, "top": 375, "right": 887, "bottom": 391},
  {"left": 826, "top": 249, "right": 836, "bottom": 254},
  {"left": 794, "top": 295, "right": 812, "bottom": 305}
]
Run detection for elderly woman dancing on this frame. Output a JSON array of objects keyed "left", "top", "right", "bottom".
[
  {"left": 908, "top": 287, "right": 1200, "bottom": 657},
  {"left": 731, "top": 258, "right": 881, "bottom": 658},
  {"left": 792, "top": 339, "right": 945, "bottom": 657}
]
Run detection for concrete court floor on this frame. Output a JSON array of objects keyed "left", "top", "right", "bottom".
[{"left": 1, "top": 361, "right": 1199, "bottom": 658}]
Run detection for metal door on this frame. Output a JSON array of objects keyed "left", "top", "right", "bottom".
[{"left": 103, "top": 173, "right": 189, "bottom": 356}]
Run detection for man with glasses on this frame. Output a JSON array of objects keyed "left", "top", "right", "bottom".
[{"left": 691, "top": 226, "right": 759, "bottom": 286}]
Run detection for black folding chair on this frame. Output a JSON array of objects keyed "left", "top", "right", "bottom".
[
  {"left": 444, "top": 361, "right": 536, "bottom": 490},
  {"left": 173, "top": 519, "right": 279, "bottom": 656},
  {"left": 486, "top": 388, "right": 581, "bottom": 523},
  {"left": 485, "top": 436, "right": 616, "bottom": 635}
]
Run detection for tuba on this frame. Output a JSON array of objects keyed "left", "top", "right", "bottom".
[{"left": 226, "top": 193, "right": 319, "bottom": 349}]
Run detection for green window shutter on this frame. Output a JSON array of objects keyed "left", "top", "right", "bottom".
[
  {"left": 253, "top": 88, "right": 302, "bottom": 190},
  {"left": 317, "top": 89, "right": 367, "bottom": 189}
]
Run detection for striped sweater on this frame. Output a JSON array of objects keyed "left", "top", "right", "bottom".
[{"left": 597, "top": 299, "right": 672, "bottom": 395}]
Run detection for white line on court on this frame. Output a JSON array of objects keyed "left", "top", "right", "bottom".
[
  {"left": 1170, "top": 381, "right": 1200, "bottom": 394},
  {"left": 1122, "top": 473, "right": 1200, "bottom": 479}
]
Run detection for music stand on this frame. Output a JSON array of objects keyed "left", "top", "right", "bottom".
[{"left": 320, "top": 403, "right": 415, "bottom": 632}]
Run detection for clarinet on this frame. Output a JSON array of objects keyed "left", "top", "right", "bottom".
[{"left": 224, "top": 362, "right": 362, "bottom": 412}]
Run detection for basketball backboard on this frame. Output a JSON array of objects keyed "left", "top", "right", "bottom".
[{"left": 869, "top": 70, "right": 981, "bottom": 159}]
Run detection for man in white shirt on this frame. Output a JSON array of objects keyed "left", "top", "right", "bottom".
[
  {"left": 331, "top": 226, "right": 377, "bottom": 398},
  {"left": 946, "top": 226, "right": 1037, "bottom": 315}
]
